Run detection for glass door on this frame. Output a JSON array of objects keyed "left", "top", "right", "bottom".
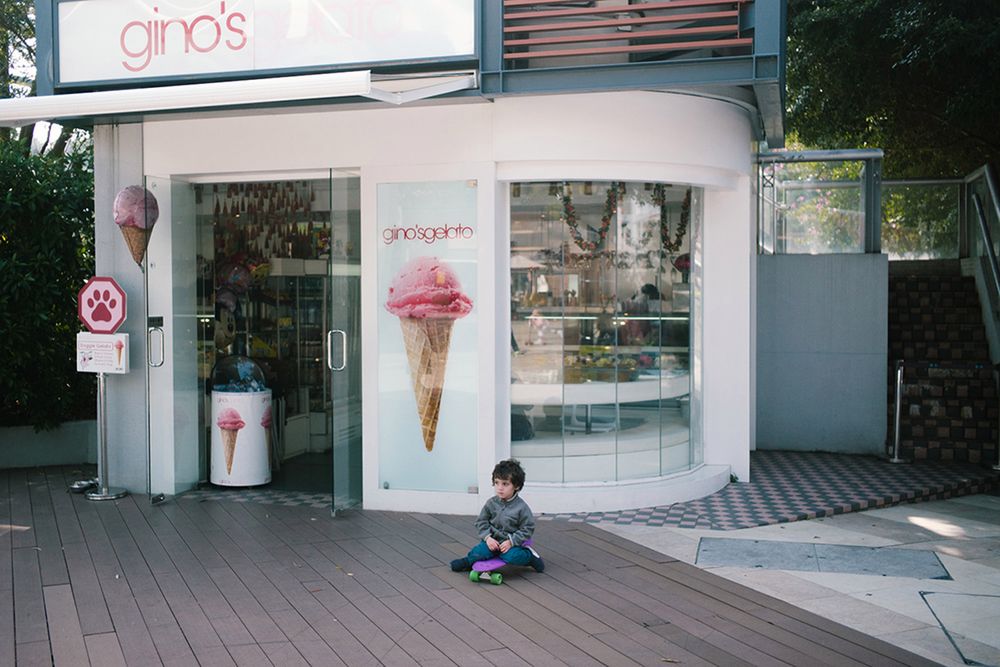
[
  {"left": 145, "top": 175, "right": 201, "bottom": 501},
  {"left": 328, "top": 171, "right": 362, "bottom": 511}
]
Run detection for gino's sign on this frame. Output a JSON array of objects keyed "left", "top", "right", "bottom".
[{"left": 56, "top": 0, "right": 475, "bottom": 85}]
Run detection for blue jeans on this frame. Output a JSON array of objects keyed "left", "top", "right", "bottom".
[{"left": 466, "top": 540, "right": 533, "bottom": 566}]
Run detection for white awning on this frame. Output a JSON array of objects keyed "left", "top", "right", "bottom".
[{"left": 0, "top": 70, "right": 478, "bottom": 128}]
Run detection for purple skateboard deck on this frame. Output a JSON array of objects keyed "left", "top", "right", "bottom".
[{"left": 470, "top": 541, "right": 536, "bottom": 585}]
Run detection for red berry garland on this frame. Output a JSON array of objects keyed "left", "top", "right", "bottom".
[{"left": 557, "top": 182, "right": 624, "bottom": 253}]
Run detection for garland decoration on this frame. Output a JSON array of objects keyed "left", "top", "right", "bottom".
[
  {"left": 558, "top": 182, "right": 624, "bottom": 253},
  {"left": 653, "top": 184, "right": 691, "bottom": 254},
  {"left": 556, "top": 182, "right": 691, "bottom": 256}
]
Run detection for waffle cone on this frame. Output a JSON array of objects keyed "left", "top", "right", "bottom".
[
  {"left": 119, "top": 225, "right": 152, "bottom": 266},
  {"left": 399, "top": 317, "right": 454, "bottom": 451},
  {"left": 221, "top": 428, "right": 239, "bottom": 474}
]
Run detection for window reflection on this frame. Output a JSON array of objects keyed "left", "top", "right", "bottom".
[{"left": 509, "top": 181, "right": 698, "bottom": 483}]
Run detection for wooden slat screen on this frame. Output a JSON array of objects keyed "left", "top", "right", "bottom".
[{"left": 503, "top": 0, "right": 752, "bottom": 65}]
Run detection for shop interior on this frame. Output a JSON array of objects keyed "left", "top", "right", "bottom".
[
  {"left": 509, "top": 181, "right": 697, "bottom": 483},
  {"left": 194, "top": 175, "right": 361, "bottom": 496}
]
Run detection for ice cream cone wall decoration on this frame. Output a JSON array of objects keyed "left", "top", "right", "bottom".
[
  {"left": 216, "top": 407, "right": 245, "bottom": 474},
  {"left": 113, "top": 185, "right": 159, "bottom": 267},
  {"left": 385, "top": 256, "right": 473, "bottom": 451}
]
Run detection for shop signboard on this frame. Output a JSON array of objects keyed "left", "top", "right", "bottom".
[
  {"left": 377, "top": 180, "right": 478, "bottom": 493},
  {"left": 76, "top": 332, "right": 130, "bottom": 374},
  {"left": 56, "top": 0, "right": 476, "bottom": 85},
  {"left": 78, "top": 276, "right": 127, "bottom": 334}
]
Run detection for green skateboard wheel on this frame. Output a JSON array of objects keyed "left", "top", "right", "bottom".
[
  {"left": 469, "top": 571, "right": 478, "bottom": 582},
  {"left": 490, "top": 573, "right": 503, "bottom": 585}
]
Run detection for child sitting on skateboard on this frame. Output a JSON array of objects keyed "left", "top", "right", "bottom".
[{"left": 450, "top": 459, "right": 545, "bottom": 573}]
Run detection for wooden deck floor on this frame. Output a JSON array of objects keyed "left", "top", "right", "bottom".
[{"left": 1, "top": 467, "right": 941, "bottom": 666}]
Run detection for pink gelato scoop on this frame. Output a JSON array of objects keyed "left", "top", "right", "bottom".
[
  {"left": 260, "top": 405, "right": 272, "bottom": 429},
  {"left": 385, "top": 256, "right": 473, "bottom": 319},
  {"left": 113, "top": 185, "right": 160, "bottom": 229},
  {"left": 216, "top": 407, "right": 245, "bottom": 430},
  {"left": 113, "top": 340, "right": 123, "bottom": 351}
]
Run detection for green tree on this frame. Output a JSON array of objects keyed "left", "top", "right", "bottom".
[
  {"left": 787, "top": 0, "right": 1000, "bottom": 178},
  {"left": 0, "top": 143, "right": 96, "bottom": 428},
  {"left": 1, "top": 1, "right": 96, "bottom": 429}
]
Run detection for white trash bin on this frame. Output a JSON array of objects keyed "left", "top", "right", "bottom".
[{"left": 211, "top": 389, "right": 272, "bottom": 486}]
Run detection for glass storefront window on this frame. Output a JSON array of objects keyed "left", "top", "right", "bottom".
[{"left": 510, "top": 181, "right": 701, "bottom": 483}]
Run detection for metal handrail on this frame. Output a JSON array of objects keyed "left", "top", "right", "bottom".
[
  {"left": 891, "top": 359, "right": 995, "bottom": 465},
  {"left": 972, "top": 192, "right": 1000, "bottom": 311}
]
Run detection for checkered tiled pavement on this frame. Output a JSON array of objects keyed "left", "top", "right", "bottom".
[
  {"left": 181, "top": 487, "right": 332, "bottom": 509},
  {"left": 540, "top": 450, "right": 1000, "bottom": 530},
  {"left": 181, "top": 451, "right": 999, "bottom": 530}
]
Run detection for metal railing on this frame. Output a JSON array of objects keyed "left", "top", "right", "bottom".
[{"left": 757, "top": 149, "right": 883, "bottom": 254}]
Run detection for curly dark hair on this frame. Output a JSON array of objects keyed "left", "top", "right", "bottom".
[{"left": 492, "top": 459, "right": 526, "bottom": 491}]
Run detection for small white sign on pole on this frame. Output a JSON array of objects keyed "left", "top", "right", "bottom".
[{"left": 76, "top": 332, "right": 129, "bottom": 374}]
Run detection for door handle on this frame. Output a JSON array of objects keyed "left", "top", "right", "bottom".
[
  {"left": 147, "top": 327, "right": 165, "bottom": 367},
  {"left": 328, "top": 329, "right": 346, "bottom": 371}
]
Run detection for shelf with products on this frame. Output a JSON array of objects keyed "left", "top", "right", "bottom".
[{"left": 245, "top": 272, "right": 328, "bottom": 421}]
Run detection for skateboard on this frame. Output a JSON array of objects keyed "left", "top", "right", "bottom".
[{"left": 469, "top": 540, "right": 537, "bottom": 585}]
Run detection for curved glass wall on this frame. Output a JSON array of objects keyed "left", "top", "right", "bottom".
[{"left": 510, "top": 181, "right": 701, "bottom": 483}]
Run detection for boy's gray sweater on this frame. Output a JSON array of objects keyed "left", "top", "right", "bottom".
[{"left": 475, "top": 494, "right": 535, "bottom": 547}]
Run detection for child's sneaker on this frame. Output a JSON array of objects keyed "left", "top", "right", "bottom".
[
  {"left": 531, "top": 556, "right": 545, "bottom": 573},
  {"left": 450, "top": 558, "right": 471, "bottom": 572}
]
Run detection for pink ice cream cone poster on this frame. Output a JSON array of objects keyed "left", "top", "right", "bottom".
[
  {"left": 210, "top": 391, "right": 272, "bottom": 486},
  {"left": 377, "top": 181, "right": 478, "bottom": 493}
]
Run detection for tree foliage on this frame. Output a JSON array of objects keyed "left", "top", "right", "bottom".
[
  {"left": 0, "top": 142, "right": 96, "bottom": 428},
  {"left": 787, "top": 0, "right": 1000, "bottom": 178},
  {"left": 1, "top": 1, "right": 96, "bottom": 429}
]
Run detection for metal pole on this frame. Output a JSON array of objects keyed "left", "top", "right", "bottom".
[
  {"left": 890, "top": 360, "right": 908, "bottom": 464},
  {"left": 87, "top": 372, "right": 128, "bottom": 501}
]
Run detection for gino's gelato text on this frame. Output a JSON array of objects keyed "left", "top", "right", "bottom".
[
  {"left": 382, "top": 223, "right": 474, "bottom": 245},
  {"left": 120, "top": 2, "right": 248, "bottom": 73}
]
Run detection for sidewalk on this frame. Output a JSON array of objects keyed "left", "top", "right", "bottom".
[{"left": 597, "top": 466, "right": 1000, "bottom": 666}]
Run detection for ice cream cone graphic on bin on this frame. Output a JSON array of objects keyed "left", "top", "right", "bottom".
[
  {"left": 113, "top": 185, "right": 159, "bottom": 267},
  {"left": 114, "top": 339, "right": 124, "bottom": 366},
  {"left": 386, "top": 257, "right": 472, "bottom": 451},
  {"left": 216, "top": 408, "right": 245, "bottom": 474}
]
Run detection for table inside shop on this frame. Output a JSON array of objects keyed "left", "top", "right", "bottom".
[{"left": 511, "top": 372, "right": 689, "bottom": 434}]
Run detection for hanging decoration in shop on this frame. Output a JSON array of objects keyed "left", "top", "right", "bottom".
[
  {"left": 556, "top": 182, "right": 691, "bottom": 257},
  {"left": 654, "top": 185, "right": 691, "bottom": 254},
  {"left": 113, "top": 185, "right": 159, "bottom": 268},
  {"left": 210, "top": 181, "right": 331, "bottom": 266},
  {"left": 557, "top": 181, "right": 624, "bottom": 253}
]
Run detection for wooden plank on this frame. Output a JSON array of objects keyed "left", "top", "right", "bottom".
[
  {"left": 85, "top": 632, "right": 128, "bottom": 667},
  {"left": 72, "top": 498, "right": 163, "bottom": 666},
  {"left": 13, "top": 547, "right": 48, "bottom": 645},
  {"left": 431, "top": 587, "right": 568, "bottom": 667},
  {"left": 225, "top": 643, "right": 272, "bottom": 666},
  {"left": 504, "top": 0, "right": 746, "bottom": 19},
  {"left": 290, "top": 639, "right": 348, "bottom": 667},
  {"left": 259, "top": 561, "right": 380, "bottom": 666},
  {"left": 45, "top": 467, "right": 85, "bottom": 546},
  {"left": 61, "top": 538, "right": 113, "bottom": 636},
  {"left": 503, "top": 10, "right": 740, "bottom": 34},
  {"left": 9, "top": 470, "right": 35, "bottom": 549},
  {"left": 260, "top": 641, "right": 310, "bottom": 667},
  {"left": 15, "top": 639, "right": 54, "bottom": 666},
  {"left": 504, "top": 37, "right": 753, "bottom": 60},
  {"left": 380, "top": 594, "right": 494, "bottom": 667},
  {"left": 28, "top": 467, "right": 69, "bottom": 586},
  {"left": 505, "top": 24, "right": 740, "bottom": 48},
  {"left": 43, "top": 584, "right": 89, "bottom": 667}
]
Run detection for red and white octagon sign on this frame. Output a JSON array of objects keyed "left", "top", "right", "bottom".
[{"left": 78, "top": 276, "right": 127, "bottom": 334}]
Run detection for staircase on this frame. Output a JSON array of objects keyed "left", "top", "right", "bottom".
[{"left": 888, "top": 260, "right": 998, "bottom": 464}]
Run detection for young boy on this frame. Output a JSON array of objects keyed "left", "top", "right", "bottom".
[{"left": 450, "top": 459, "right": 545, "bottom": 573}]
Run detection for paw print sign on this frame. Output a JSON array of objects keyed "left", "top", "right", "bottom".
[{"left": 78, "top": 276, "right": 127, "bottom": 334}]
